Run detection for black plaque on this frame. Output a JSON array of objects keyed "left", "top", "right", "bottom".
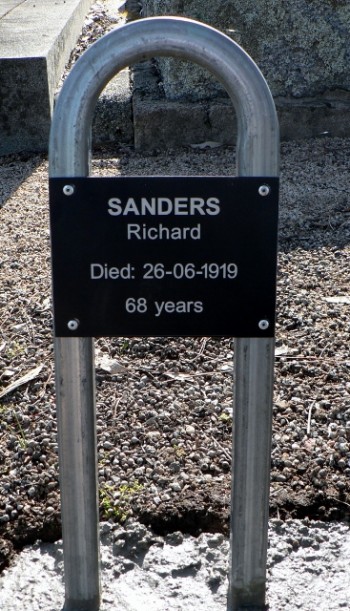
[{"left": 49, "top": 176, "right": 278, "bottom": 337}]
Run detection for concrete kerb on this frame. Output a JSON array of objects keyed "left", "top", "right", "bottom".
[
  {"left": 0, "top": 0, "right": 95, "bottom": 156},
  {"left": 132, "top": 60, "right": 350, "bottom": 149}
]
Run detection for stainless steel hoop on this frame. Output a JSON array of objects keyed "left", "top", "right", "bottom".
[{"left": 49, "top": 17, "right": 279, "bottom": 611}]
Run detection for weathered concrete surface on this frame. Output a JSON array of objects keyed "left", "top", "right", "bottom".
[
  {"left": 0, "top": 0, "right": 94, "bottom": 155},
  {"left": 133, "top": 0, "right": 350, "bottom": 147}
]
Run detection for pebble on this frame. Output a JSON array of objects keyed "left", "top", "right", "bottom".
[{"left": 169, "top": 482, "right": 182, "bottom": 492}]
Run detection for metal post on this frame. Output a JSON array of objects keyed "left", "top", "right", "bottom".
[
  {"left": 55, "top": 338, "right": 99, "bottom": 611},
  {"left": 228, "top": 338, "right": 275, "bottom": 610},
  {"left": 49, "top": 16, "right": 279, "bottom": 610}
]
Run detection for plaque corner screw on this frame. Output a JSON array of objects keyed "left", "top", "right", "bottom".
[
  {"left": 258, "top": 184, "right": 270, "bottom": 197},
  {"left": 67, "top": 319, "right": 79, "bottom": 331},
  {"left": 258, "top": 319, "right": 269, "bottom": 331},
  {"left": 63, "top": 184, "right": 75, "bottom": 196}
]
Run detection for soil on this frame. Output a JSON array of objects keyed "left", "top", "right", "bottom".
[{"left": 1, "top": 138, "right": 350, "bottom": 575}]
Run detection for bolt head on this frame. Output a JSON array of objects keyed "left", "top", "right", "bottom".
[
  {"left": 67, "top": 319, "right": 79, "bottom": 331},
  {"left": 63, "top": 185, "right": 75, "bottom": 196},
  {"left": 258, "top": 185, "right": 270, "bottom": 197},
  {"left": 258, "top": 319, "right": 270, "bottom": 331}
]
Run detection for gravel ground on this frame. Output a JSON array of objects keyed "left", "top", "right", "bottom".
[
  {"left": 0, "top": 0, "right": 350, "bottom": 606},
  {"left": 0, "top": 136, "right": 349, "bottom": 590}
]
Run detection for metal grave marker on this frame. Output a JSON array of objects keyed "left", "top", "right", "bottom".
[
  {"left": 49, "top": 16, "right": 279, "bottom": 611},
  {"left": 50, "top": 176, "right": 278, "bottom": 338}
]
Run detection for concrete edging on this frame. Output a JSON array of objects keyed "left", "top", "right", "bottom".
[{"left": 0, "top": 0, "right": 94, "bottom": 156}]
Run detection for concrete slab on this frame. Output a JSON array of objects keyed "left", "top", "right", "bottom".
[
  {"left": 0, "top": 0, "right": 93, "bottom": 155},
  {"left": 0, "top": 0, "right": 23, "bottom": 20}
]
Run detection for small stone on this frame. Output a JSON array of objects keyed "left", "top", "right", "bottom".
[
  {"left": 207, "top": 571, "right": 222, "bottom": 588},
  {"left": 185, "top": 425, "right": 196, "bottom": 435},
  {"left": 113, "top": 539, "right": 126, "bottom": 554},
  {"left": 169, "top": 482, "right": 182, "bottom": 492},
  {"left": 134, "top": 467, "right": 145, "bottom": 477},
  {"left": 169, "top": 462, "right": 180, "bottom": 473},
  {"left": 273, "top": 474, "right": 287, "bottom": 482},
  {"left": 100, "top": 522, "right": 112, "bottom": 535},
  {"left": 300, "top": 537, "right": 313, "bottom": 547},
  {"left": 121, "top": 559, "right": 135, "bottom": 572},
  {"left": 207, "top": 533, "right": 224, "bottom": 548},
  {"left": 103, "top": 441, "right": 114, "bottom": 450},
  {"left": 166, "top": 532, "right": 184, "bottom": 546}
]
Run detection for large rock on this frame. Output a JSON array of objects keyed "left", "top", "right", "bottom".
[
  {"left": 143, "top": 0, "right": 350, "bottom": 100},
  {"left": 133, "top": 0, "right": 350, "bottom": 146}
]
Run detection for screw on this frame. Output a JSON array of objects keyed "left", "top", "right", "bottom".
[
  {"left": 63, "top": 184, "right": 75, "bottom": 196},
  {"left": 258, "top": 185, "right": 270, "bottom": 197},
  {"left": 258, "top": 319, "right": 270, "bottom": 331},
  {"left": 67, "top": 319, "right": 79, "bottom": 331}
]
